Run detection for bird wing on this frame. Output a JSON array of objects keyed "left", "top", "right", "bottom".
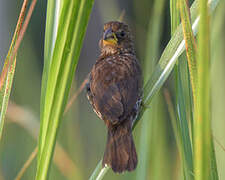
[
  {"left": 89, "top": 55, "right": 141, "bottom": 125},
  {"left": 91, "top": 77, "right": 124, "bottom": 125}
]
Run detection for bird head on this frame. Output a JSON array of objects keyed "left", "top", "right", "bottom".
[{"left": 99, "top": 21, "right": 135, "bottom": 56}]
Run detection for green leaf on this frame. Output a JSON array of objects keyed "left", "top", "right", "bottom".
[
  {"left": 0, "top": 1, "right": 27, "bottom": 139},
  {"left": 193, "top": 0, "right": 218, "bottom": 179},
  {"left": 36, "top": 0, "right": 94, "bottom": 179},
  {"left": 179, "top": 0, "right": 197, "bottom": 102},
  {"left": 0, "top": 60, "right": 16, "bottom": 139},
  {"left": 136, "top": 0, "right": 219, "bottom": 124},
  {"left": 39, "top": 0, "right": 58, "bottom": 163},
  {"left": 171, "top": 0, "right": 194, "bottom": 179},
  {"left": 89, "top": 161, "right": 109, "bottom": 180},
  {"left": 176, "top": 65, "right": 193, "bottom": 179},
  {"left": 170, "top": 0, "right": 180, "bottom": 34}
]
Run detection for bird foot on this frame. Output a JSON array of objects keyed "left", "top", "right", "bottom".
[{"left": 141, "top": 102, "right": 151, "bottom": 109}]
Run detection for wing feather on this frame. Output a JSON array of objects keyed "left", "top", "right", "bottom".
[{"left": 89, "top": 54, "right": 141, "bottom": 125}]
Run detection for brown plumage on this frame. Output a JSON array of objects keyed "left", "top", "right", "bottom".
[{"left": 86, "top": 21, "right": 142, "bottom": 173}]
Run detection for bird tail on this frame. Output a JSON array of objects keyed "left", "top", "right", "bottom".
[{"left": 102, "top": 123, "right": 137, "bottom": 173}]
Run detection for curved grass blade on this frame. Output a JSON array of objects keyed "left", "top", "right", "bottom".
[
  {"left": 89, "top": 0, "right": 220, "bottom": 179},
  {"left": 36, "top": 0, "right": 94, "bottom": 179},
  {"left": 89, "top": 161, "right": 109, "bottom": 180},
  {"left": 0, "top": 60, "right": 16, "bottom": 138},
  {"left": 0, "top": 0, "right": 28, "bottom": 139},
  {"left": 135, "top": 0, "right": 219, "bottom": 126}
]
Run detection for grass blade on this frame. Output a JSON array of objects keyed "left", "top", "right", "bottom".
[
  {"left": 170, "top": 0, "right": 180, "bottom": 33},
  {"left": 194, "top": 0, "right": 216, "bottom": 179},
  {"left": 0, "top": 0, "right": 29, "bottom": 139},
  {"left": 176, "top": 67, "right": 194, "bottom": 179},
  {"left": 36, "top": 0, "right": 94, "bottom": 179},
  {"left": 170, "top": 0, "right": 194, "bottom": 179},
  {"left": 38, "top": 0, "right": 76, "bottom": 160},
  {"left": 0, "top": 60, "right": 16, "bottom": 139},
  {"left": 164, "top": 89, "right": 181, "bottom": 149},
  {"left": 38, "top": 0, "right": 60, "bottom": 163},
  {"left": 136, "top": 0, "right": 219, "bottom": 124},
  {"left": 179, "top": 0, "right": 197, "bottom": 102}
]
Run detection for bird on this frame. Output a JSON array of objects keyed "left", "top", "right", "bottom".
[{"left": 86, "top": 21, "right": 142, "bottom": 173}]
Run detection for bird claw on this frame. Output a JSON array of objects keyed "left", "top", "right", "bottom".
[{"left": 141, "top": 103, "right": 151, "bottom": 109}]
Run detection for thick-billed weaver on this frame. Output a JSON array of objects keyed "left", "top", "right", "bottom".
[{"left": 86, "top": 21, "right": 142, "bottom": 173}]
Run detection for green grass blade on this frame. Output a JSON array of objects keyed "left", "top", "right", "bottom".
[
  {"left": 164, "top": 88, "right": 191, "bottom": 180},
  {"left": 39, "top": 0, "right": 59, "bottom": 163},
  {"left": 179, "top": 0, "right": 197, "bottom": 102},
  {"left": 0, "top": 1, "right": 27, "bottom": 139},
  {"left": 135, "top": 0, "right": 197, "bottom": 125},
  {"left": 164, "top": 89, "right": 181, "bottom": 150},
  {"left": 89, "top": 161, "right": 109, "bottom": 180},
  {"left": 38, "top": 0, "right": 79, "bottom": 159},
  {"left": 40, "top": 0, "right": 59, "bottom": 124},
  {"left": 210, "top": 140, "right": 219, "bottom": 180},
  {"left": 176, "top": 66, "right": 194, "bottom": 179},
  {"left": 170, "top": 0, "right": 180, "bottom": 34},
  {"left": 36, "top": 0, "right": 94, "bottom": 179},
  {"left": 171, "top": 0, "right": 194, "bottom": 179},
  {"left": 136, "top": 0, "right": 219, "bottom": 123},
  {"left": 89, "top": 0, "right": 220, "bottom": 179},
  {"left": 194, "top": 0, "right": 214, "bottom": 179},
  {"left": 0, "top": 60, "right": 16, "bottom": 139}
]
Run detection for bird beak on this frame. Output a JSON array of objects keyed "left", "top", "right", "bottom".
[{"left": 103, "top": 28, "right": 118, "bottom": 45}]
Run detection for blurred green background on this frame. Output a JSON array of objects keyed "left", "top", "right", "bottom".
[{"left": 0, "top": 0, "right": 225, "bottom": 180}]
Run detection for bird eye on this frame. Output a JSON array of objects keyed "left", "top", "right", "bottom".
[{"left": 120, "top": 31, "right": 125, "bottom": 37}]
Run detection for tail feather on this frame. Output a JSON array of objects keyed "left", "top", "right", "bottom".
[{"left": 102, "top": 124, "right": 137, "bottom": 173}]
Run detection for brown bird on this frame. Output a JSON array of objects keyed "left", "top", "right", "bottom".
[{"left": 86, "top": 21, "right": 142, "bottom": 173}]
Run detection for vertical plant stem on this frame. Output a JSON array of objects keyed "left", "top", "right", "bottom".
[
  {"left": 170, "top": 0, "right": 180, "bottom": 33},
  {"left": 36, "top": 0, "right": 94, "bottom": 179},
  {"left": 38, "top": 0, "right": 59, "bottom": 163},
  {"left": 170, "top": 0, "right": 194, "bottom": 179},
  {"left": 179, "top": 0, "right": 197, "bottom": 104},
  {"left": 194, "top": 0, "right": 211, "bottom": 179}
]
